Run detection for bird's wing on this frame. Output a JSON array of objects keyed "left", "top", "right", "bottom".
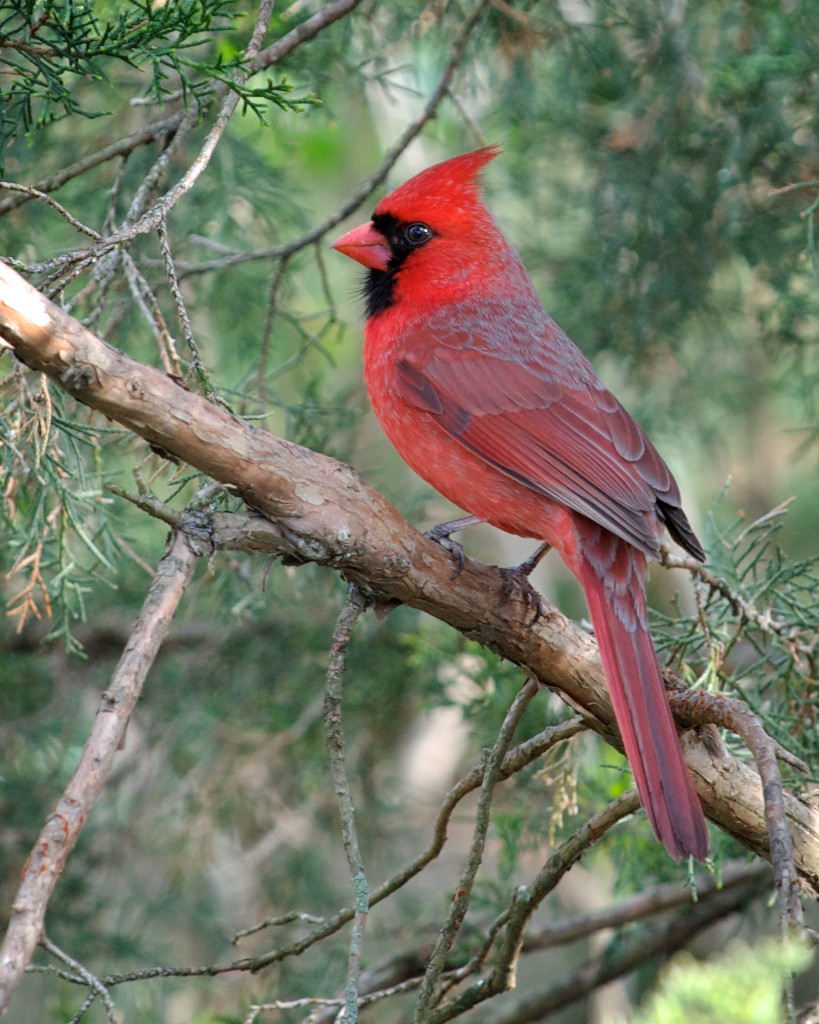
[{"left": 394, "top": 334, "right": 692, "bottom": 558}]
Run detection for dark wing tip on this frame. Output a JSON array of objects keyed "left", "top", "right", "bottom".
[{"left": 657, "top": 499, "right": 706, "bottom": 562}]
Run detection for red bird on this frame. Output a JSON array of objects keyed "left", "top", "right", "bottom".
[{"left": 332, "top": 147, "right": 708, "bottom": 861}]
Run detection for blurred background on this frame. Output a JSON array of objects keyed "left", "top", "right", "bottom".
[{"left": 0, "top": 0, "right": 817, "bottom": 1020}]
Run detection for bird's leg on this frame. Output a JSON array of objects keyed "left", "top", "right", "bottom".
[
  {"left": 425, "top": 515, "right": 481, "bottom": 577},
  {"left": 515, "top": 541, "right": 552, "bottom": 578},
  {"left": 500, "top": 541, "right": 552, "bottom": 625}
]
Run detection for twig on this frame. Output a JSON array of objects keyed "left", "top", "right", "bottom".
[
  {"left": 255, "top": 0, "right": 367, "bottom": 71},
  {"left": 39, "top": 935, "right": 117, "bottom": 1023},
  {"left": 232, "top": 911, "right": 326, "bottom": 944},
  {"left": 522, "top": 858, "right": 771, "bottom": 951},
  {"left": 323, "top": 584, "right": 371, "bottom": 1023},
  {"left": 256, "top": 255, "right": 290, "bottom": 398},
  {"left": 245, "top": 996, "right": 343, "bottom": 1023},
  {"left": 490, "top": 877, "right": 771, "bottom": 1024},
  {"left": 121, "top": 250, "right": 183, "bottom": 375},
  {"left": 671, "top": 688, "right": 804, "bottom": 936},
  {"left": 413, "top": 677, "right": 540, "bottom": 1021},
  {"left": 423, "top": 792, "right": 642, "bottom": 1023},
  {"left": 0, "top": 115, "right": 180, "bottom": 217},
  {"left": 660, "top": 544, "right": 813, "bottom": 657},
  {"left": 0, "top": 531, "right": 199, "bottom": 1015},
  {"left": 0, "top": 182, "right": 101, "bottom": 239},
  {"left": 157, "top": 218, "right": 216, "bottom": 397},
  {"left": 767, "top": 181, "right": 819, "bottom": 197}
]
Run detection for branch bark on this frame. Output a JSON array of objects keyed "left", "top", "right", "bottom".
[{"left": 1, "top": 263, "right": 818, "bottom": 897}]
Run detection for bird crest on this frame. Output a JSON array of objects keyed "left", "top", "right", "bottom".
[{"left": 376, "top": 145, "right": 501, "bottom": 221}]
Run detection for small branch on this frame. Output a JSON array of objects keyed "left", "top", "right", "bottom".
[
  {"left": 323, "top": 584, "right": 371, "bottom": 1023},
  {"left": 413, "top": 677, "right": 539, "bottom": 1020},
  {"left": 121, "top": 251, "right": 183, "bottom": 376},
  {"left": 493, "top": 793, "right": 641, "bottom": 982},
  {"left": 768, "top": 181, "right": 819, "bottom": 197},
  {"left": 0, "top": 531, "right": 199, "bottom": 1015},
  {"left": 232, "top": 911, "right": 326, "bottom": 944},
  {"left": 423, "top": 792, "right": 641, "bottom": 1024},
  {"left": 672, "top": 688, "right": 804, "bottom": 934},
  {"left": 491, "top": 877, "right": 771, "bottom": 1024},
  {"left": 660, "top": 544, "right": 812, "bottom": 656},
  {"left": 0, "top": 182, "right": 101, "bottom": 239},
  {"left": 522, "top": 858, "right": 771, "bottom": 951},
  {"left": 157, "top": 218, "right": 213, "bottom": 395},
  {"left": 0, "top": 115, "right": 180, "bottom": 218},
  {"left": 254, "top": 0, "right": 367, "bottom": 71},
  {"left": 39, "top": 935, "right": 117, "bottom": 1024}
]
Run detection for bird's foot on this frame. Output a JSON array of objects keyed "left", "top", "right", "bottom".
[
  {"left": 425, "top": 515, "right": 481, "bottom": 578},
  {"left": 499, "top": 565, "right": 544, "bottom": 625},
  {"left": 499, "top": 542, "right": 552, "bottom": 625}
]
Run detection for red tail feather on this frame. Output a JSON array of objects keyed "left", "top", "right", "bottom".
[{"left": 576, "top": 525, "right": 708, "bottom": 860}]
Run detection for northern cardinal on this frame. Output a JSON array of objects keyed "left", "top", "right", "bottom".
[{"left": 332, "top": 147, "right": 708, "bottom": 860}]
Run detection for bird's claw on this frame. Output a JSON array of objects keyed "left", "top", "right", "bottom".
[
  {"left": 499, "top": 542, "right": 552, "bottom": 625},
  {"left": 427, "top": 531, "right": 466, "bottom": 577},
  {"left": 499, "top": 565, "right": 545, "bottom": 626},
  {"left": 425, "top": 515, "right": 480, "bottom": 578}
]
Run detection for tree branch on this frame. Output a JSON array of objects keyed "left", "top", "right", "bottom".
[
  {"left": 492, "top": 876, "right": 772, "bottom": 1024},
  {"left": 323, "top": 585, "right": 371, "bottom": 1023},
  {"left": 414, "top": 678, "right": 540, "bottom": 1020},
  {"left": 0, "top": 530, "right": 199, "bottom": 1015}
]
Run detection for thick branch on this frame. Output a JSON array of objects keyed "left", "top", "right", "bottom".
[{"left": 1, "top": 264, "right": 818, "bottom": 896}]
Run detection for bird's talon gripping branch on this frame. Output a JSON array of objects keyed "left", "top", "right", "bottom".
[
  {"left": 424, "top": 515, "right": 481, "bottom": 578},
  {"left": 499, "top": 564, "right": 544, "bottom": 626}
]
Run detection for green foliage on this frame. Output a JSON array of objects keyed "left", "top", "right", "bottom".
[
  {"left": 656, "top": 498, "right": 818, "bottom": 771},
  {"left": 633, "top": 938, "right": 813, "bottom": 1024},
  {"left": 0, "top": 0, "right": 315, "bottom": 169},
  {"left": 1, "top": 0, "right": 235, "bottom": 151}
]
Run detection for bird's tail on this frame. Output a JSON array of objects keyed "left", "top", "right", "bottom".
[{"left": 575, "top": 525, "right": 708, "bottom": 861}]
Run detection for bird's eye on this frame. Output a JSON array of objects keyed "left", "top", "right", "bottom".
[{"left": 404, "top": 222, "right": 433, "bottom": 247}]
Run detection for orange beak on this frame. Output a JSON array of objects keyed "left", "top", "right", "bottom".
[{"left": 331, "top": 221, "right": 392, "bottom": 272}]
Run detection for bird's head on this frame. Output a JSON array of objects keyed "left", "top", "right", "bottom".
[{"left": 332, "top": 146, "right": 503, "bottom": 316}]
